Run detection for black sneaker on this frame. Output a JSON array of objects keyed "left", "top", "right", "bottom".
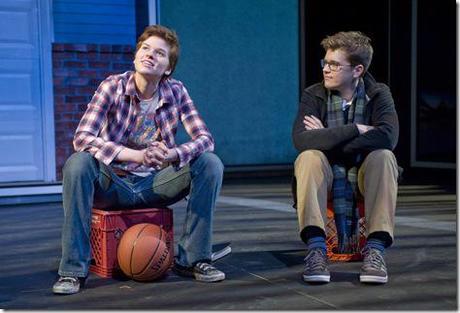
[
  {"left": 173, "top": 262, "right": 225, "bottom": 282},
  {"left": 52, "top": 276, "right": 85, "bottom": 295},
  {"left": 360, "top": 247, "right": 388, "bottom": 284},
  {"left": 302, "top": 248, "right": 330, "bottom": 283}
]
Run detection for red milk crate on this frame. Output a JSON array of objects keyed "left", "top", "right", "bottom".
[{"left": 89, "top": 207, "right": 174, "bottom": 278}]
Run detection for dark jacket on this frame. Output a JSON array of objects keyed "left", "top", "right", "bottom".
[
  {"left": 291, "top": 73, "right": 399, "bottom": 208},
  {"left": 292, "top": 72, "right": 399, "bottom": 165}
]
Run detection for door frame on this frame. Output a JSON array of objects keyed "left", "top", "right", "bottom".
[
  {"left": 409, "top": 0, "right": 455, "bottom": 169},
  {"left": 148, "top": 0, "right": 160, "bottom": 24},
  {"left": 38, "top": 0, "right": 56, "bottom": 181}
]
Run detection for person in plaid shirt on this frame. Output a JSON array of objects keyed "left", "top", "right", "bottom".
[{"left": 53, "top": 25, "right": 225, "bottom": 295}]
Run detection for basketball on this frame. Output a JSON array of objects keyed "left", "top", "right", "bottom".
[{"left": 117, "top": 223, "right": 172, "bottom": 281}]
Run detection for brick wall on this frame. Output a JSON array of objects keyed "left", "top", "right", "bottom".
[{"left": 53, "top": 43, "right": 134, "bottom": 180}]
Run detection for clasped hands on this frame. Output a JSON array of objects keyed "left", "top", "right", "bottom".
[
  {"left": 142, "top": 141, "right": 178, "bottom": 169},
  {"left": 303, "top": 115, "right": 374, "bottom": 134}
]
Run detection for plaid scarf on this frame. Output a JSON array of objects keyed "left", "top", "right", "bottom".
[{"left": 327, "top": 78, "right": 368, "bottom": 253}]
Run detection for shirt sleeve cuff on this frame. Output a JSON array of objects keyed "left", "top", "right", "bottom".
[
  {"left": 95, "top": 143, "right": 124, "bottom": 165},
  {"left": 174, "top": 146, "right": 190, "bottom": 169}
]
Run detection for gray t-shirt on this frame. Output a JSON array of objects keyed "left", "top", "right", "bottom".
[{"left": 112, "top": 93, "right": 161, "bottom": 176}]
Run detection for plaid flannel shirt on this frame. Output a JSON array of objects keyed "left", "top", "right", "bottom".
[{"left": 73, "top": 71, "right": 214, "bottom": 169}]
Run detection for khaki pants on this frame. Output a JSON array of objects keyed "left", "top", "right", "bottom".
[{"left": 294, "top": 149, "right": 398, "bottom": 240}]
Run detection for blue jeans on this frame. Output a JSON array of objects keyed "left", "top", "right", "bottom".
[{"left": 58, "top": 151, "right": 224, "bottom": 278}]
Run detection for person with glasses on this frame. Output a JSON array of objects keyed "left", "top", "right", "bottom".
[{"left": 292, "top": 31, "right": 399, "bottom": 284}]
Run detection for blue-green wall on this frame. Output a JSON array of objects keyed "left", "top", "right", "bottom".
[{"left": 160, "top": 0, "right": 299, "bottom": 166}]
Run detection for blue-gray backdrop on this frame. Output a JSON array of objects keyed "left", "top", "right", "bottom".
[{"left": 160, "top": 0, "right": 299, "bottom": 167}]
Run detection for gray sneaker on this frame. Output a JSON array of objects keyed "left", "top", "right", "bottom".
[
  {"left": 173, "top": 262, "right": 225, "bottom": 282},
  {"left": 52, "top": 276, "right": 82, "bottom": 295},
  {"left": 360, "top": 247, "right": 388, "bottom": 284},
  {"left": 302, "top": 248, "right": 330, "bottom": 283}
]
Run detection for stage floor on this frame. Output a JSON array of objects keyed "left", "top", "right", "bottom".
[{"left": 0, "top": 177, "right": 456, "bottom": 310}]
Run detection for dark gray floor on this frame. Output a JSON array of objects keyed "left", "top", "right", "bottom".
[{"left": 0, "top": 179, "right": 456, "bottom": 310}]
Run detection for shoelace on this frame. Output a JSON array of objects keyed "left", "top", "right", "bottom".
[
  {"left": 363, "top": 248, "right": 386, "bottom": 270},
  {"left": 196, "top": 262, "right": 215, "bottom": 272},
  {"left": 304, "top": 249, "right": 327, "bottom": 271}
]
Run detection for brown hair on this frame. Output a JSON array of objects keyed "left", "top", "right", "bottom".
[
  {"left": 136, "top": 25, "right": 180, "bottom": 77},
  {"left": 321, "top": 31, "right": 373, "bottom": 72}
]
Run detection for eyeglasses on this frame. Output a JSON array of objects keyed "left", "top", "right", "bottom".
[{"left": 320, "top": 59, "right": 354, "bottom": 72}]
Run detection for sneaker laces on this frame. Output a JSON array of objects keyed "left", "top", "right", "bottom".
[
  {"left": 304, "top": 249, "right": 327, "bottom": 271},
  {"left": 196, "top": 262, "right": 216, "bottom": 273},
  {"left": 362, "top": 248, "right": 386, "bottom": 270}
]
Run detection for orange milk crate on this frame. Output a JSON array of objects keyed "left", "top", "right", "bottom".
[
  {"left": 326, "top": 199, "right": 366, "bottom": 262},
  {"left": 90, "top": 207, "right": 174, "bottom": 278}
]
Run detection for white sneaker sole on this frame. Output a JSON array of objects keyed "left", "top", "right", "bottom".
[
  {"left": 52, "top": 286, "right": 80, "bottom": 295},
  {"left": 194, "top": 272, "right": 226, "bottom": 282},
  {"left": 303, "top": 274, "right": 330, "bottom": 283},
  {"left": 360, "top": 275, "right": 388, "bottom": 284}
]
